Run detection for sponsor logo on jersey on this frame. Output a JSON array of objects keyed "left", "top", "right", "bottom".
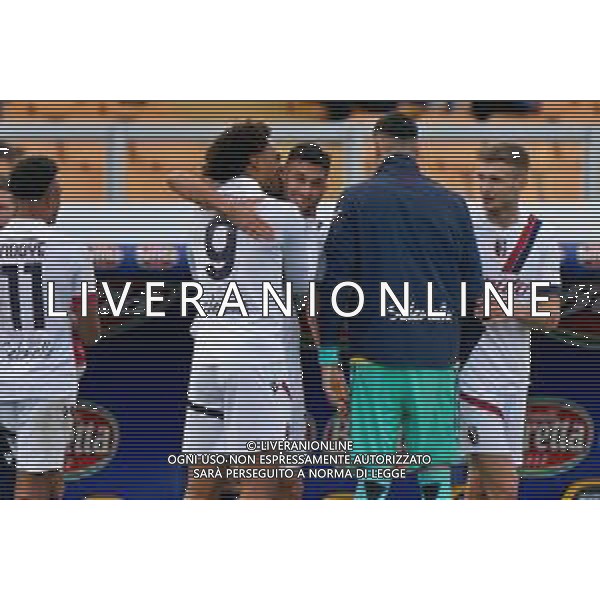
[
  {"left": 91, "top": 244, "right": 124, "bottom": 269},
  {"left": 64, "top": 402, "right": 120, "bottom": 481},
  {"left": 135, "top": 245, "right": 179, "bottom": 270},
  {"left": 519, "top": 397, "right": 594, "bottom": 478}
]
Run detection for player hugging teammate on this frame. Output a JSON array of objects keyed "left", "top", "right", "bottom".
[{"left": 169, "top": 121, "right": 329, "bottom": 500}]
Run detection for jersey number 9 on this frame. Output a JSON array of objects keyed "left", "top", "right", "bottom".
[{"left": 205, "top": 217, "right": 237, "bottom": 281}]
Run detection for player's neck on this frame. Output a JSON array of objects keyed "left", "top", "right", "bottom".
[
  {"left": 13, "top": 206, "right": 46, "bottom": 224},
  {"left": 282, "top": 193, "right": 317, "bottom": 219},
  {"left": 487, "top": 202, "right": 520, "bottom": 229},
  {"left": 298, "top": 203, "right": 317, "bottom": 220}
]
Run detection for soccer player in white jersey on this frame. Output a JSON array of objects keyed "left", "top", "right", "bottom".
[
  {"left": 0, "top": 157, "right": 99, "bottom": 499},
  {"left": 460, "top": 144, "right": 562, "bottom": 500},
  {"left": 169, "top": 141, "right": 330, "bottom": 500},
  {"left": 278, "top": 143, "right": 331, "bottom": 499},
  {"left": 172, "top": 122, "right": 322, "bottom": 500}
]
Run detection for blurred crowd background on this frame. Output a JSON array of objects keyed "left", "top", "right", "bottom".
[{"left": 0, "top": 100, "right": 594, "bottom": 210}]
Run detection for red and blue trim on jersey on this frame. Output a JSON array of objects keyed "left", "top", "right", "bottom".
[
  {"left": 460, "top": 392, "right": 505, "bottom": 420},
  {"left": 502, "top": 214, "right": 543, "bottom": 275}
]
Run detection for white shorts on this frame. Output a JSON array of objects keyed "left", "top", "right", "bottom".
[
  {"left": 459, "top": 388, "right": 528, "bottom": 466},
  {"left": 183, "top": 358, "right": 306, "bottom": 454},
  {"left": 0, "top": 399, "right": 74, "bottom": 473}
]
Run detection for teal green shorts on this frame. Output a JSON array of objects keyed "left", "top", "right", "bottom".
[{"left": 349, "top": 358, "right": 459, "bottom": 467}]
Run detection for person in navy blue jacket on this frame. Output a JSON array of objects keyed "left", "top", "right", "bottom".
[{"left": 318, "top": 113, "right": 484, "bottom": 500}]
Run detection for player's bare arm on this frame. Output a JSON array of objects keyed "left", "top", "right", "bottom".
[
  {"left": 167, "top": 170, "right": 274, "bottom": 240},
  {"left": 321, "top": 364, "right": 349, "bottom": 418},
  {"left": 307, "top": 314, "right": 320, "bottom": 347},
  {"left": 514, "top": 294, "right": 561, "bottom": 329},
  {"left": 74, "top": 293, "right": 101, "bottom": 346},
  {"left": 477, "top": 293, "right": 560, "bottom": 328}
]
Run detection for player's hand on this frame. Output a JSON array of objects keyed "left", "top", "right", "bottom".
[
  {"left": 222, "top": 198, "right": 275, "bottom": 241},
  {"left": 475, "top": 298, "right": 511, "bottom": 321},
  {"left": 321, "top": 365, "right": 349, "bottom": 418},
  {"left": 167, "top": 170, "right": 274, "bottom": 241},
  {"left": 167, "top": 171, "right": 216, "bottom": 205}
]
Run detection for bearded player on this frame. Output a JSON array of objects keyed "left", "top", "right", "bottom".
[
  {"left": 460, "top": 144, "right": 562, "bottom": 500},
  {"left": 0, "top": 157, "right": 99, "bottom": 499}
]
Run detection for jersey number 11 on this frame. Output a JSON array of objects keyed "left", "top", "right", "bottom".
[{"left": 0, "top": 262, "right": 46, "bottom": 330}]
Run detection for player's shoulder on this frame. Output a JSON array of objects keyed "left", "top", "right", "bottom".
[
  {"left": 219, "top": 175, "right": 265, "bottom": 198},
  {"left": 0, "top": 219, "right": 51, "bottom": 239},
  {"left": 256, "top": 199, "right": 305, "bottom": 241},
  {"left": 257, "top": 197, "right": 301, "bottom": 217}
]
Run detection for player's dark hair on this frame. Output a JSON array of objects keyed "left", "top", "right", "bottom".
[
  {"left": 479, "top": 143, "right": 530, "bottom": 172},
  {"left": 204, "top": 120, "right": 271, "bottom": 184},
  {"left": 286, "top": 143, "right": 331, "bottom": 172},
  {"left": 373, "top": 112, "right": 418, "bottom": 140},
  {"left": 8, "top": 156, "right": 58, "bottom": 202}
]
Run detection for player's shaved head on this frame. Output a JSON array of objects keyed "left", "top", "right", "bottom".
[
  {"left": 8, "top": 156, "right": 58, "bottom": 203},
  {"left": 373, "top": 112, "right": 418, "bottom": 141},
  {"left": 373, "top": 112, "right": 418, "bottom": 160}
]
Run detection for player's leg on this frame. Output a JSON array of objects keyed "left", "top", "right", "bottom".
[
  {"left": 350, "top": 359, "right": 405, "bottom": 500},
  {"left": 275, "top": 366, "right": 307, "bottom": 500},
  {"left": 183, "top": 361, "right": 227, "bottom": 500},
  {"left": 459, "top": 394, "right": 488, "bottom": 499},
  {"left": 474, "top": 397, "right": 526, "bottom": 500},
  {"left": 14, "top": 471, "right": 64, "bottom": 500},
  {"left": 12, "top": 400, "right": 73, "bottom": 500},
  {"left": 184, "top": 464, "right": 225, "bottom": 500},
  {"left": 0, "top": 406, "right": 17, "bottom": 499},
  {"left": 231, "top": 361, "right": 300, "bottom": 500},
  {"left": 464, "top": 455, "right": 487, "bottom": 500},
  {"left": 460, "top": 391, "right": 524, "bottom": 500},
  {"left": 238, "top": 478, "right": 280, "bottom": 500},
  {"left": 407, "top": 368, "right": 458, "bottom": 500},
  {"left": 276, "top": 478, "right": 303, "bottom": 500},
  {"left": 469, "top": 453, "right": 519, "bottom": 500}
]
